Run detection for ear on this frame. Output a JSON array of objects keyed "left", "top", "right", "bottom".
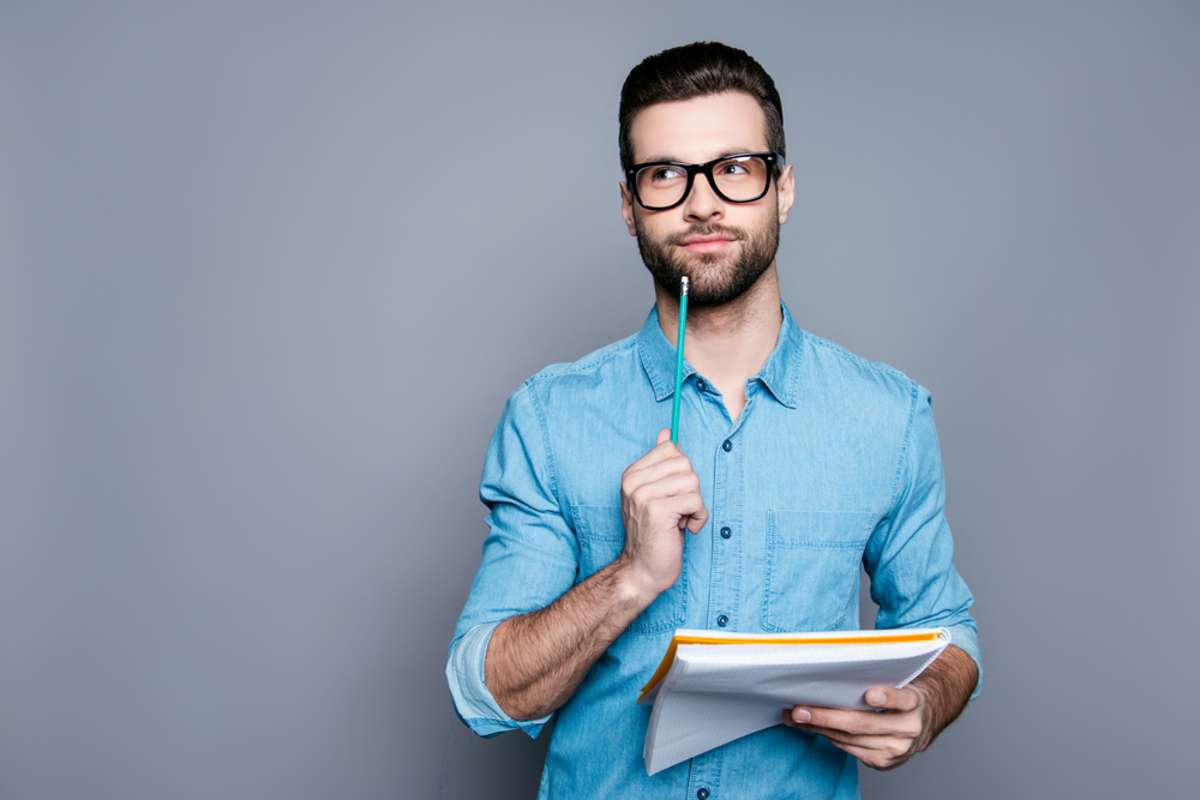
[
  {"left": 776, "top": 164, "right": 796, "bottom": 226},
  {"left": 619, "top": 179, "right": 637, "bottom": 236}
]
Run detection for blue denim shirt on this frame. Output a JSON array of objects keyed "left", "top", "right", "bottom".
[{"left": 446, "top": 299, "right": 982, "bottom": 799}]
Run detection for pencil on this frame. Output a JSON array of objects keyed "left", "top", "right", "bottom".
[{"left": 670, "top": 275, "right": 689, "bottom": 444}]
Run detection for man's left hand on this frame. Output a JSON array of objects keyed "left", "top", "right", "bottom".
[{"left": 781, "top": 685, "right": 933, "bottom": 771}]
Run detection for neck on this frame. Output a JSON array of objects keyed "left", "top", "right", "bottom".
[{"left": 653, "top": 262, "right": 783, "bottom": 388}]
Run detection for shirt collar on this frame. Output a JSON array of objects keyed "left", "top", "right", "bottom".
[{"left": 636, "top": 298, "right": 803, "bottom": 409}]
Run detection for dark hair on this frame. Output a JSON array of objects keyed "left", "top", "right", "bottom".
[{"left": 618, "top": 41, "right": 786, "bottom": 176}]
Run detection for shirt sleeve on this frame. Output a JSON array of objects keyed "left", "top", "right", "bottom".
[
  {"left": 445, "top": 378, "right": 580, "bottom": 739},
  {"left": 864, "top": 381, "right": 984, "bottom": 703}
]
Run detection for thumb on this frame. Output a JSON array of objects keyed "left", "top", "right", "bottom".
[{"left": 657, "top": 427, "right": 671, "bottom": 445}]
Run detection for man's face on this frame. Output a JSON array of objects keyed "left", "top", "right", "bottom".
[{"left": 620, "top": 90, "right": 795, "bottom": 308}]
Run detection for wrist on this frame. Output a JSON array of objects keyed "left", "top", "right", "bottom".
[
  {"left": 612, "top": 553, "right": 661, "bottom": 608},
  {"left": 908, "top": 676, "right": 941, "bottom": 750}
]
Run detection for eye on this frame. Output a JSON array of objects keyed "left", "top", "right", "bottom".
[{"left": 651, "top": 166, "right": 684, "bottom": 181}]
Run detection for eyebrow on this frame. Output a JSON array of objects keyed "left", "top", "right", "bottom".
[{"left": 638, "top": 147, "right": 761, "bottom": 164}]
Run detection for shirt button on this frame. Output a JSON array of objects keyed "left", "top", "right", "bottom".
[
  {"left": 697, "top": 789, "right": 710, "bottom": 800},
  {"left": 722, "top": 439, "right": 732, "bottom": 452},
  {"left": 716, "top": 614, "right": 729, "bottom": 627},
  {"left": 720, "top": 526, "right": 732, "bottom": 539},
  {"left": 697, "top": 379, "right": 706, "bottom": 391}
]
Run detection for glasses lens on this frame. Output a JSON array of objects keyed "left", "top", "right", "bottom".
[
  {"left": 713, "top": 155, "right": 770, "bottom": 201},
  {"left": 635, "top": 163, "right": 689, "bottom": 209}
]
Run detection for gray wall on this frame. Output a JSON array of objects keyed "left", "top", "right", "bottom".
[{"left": 3, "top": 1, "right": 1196, "bottom": 797}]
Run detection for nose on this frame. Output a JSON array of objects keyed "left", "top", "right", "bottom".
[{"left": 682, "top": 172, "right": 724, "bottom": 222}]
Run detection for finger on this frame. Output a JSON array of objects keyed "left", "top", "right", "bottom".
[
  {"left": 800, "top": 724, "right": 910, "bottom": 770},
  {"left": 668, "top": 493, "right": 707, "bottom": 534},
  {"left": 656, "top": 492, "right": 705, "bottom": 534},
  {"left": 825, "top": 740, "right": 894, "bottom": 771},
  {"left": 637, "top": 471, "right": 701, "bottom": 502},
  {"left": 624, "top": 454, "right": 695, "bottom": 493},
  {"left": 627, "top": 428, "right": 681, "bottom": 472},
  {"left": 679, "top": 504, "right": 709, "bottom": 534},
  {"left": 791, "top": 723, "right": 911, "bottom": 754},
  {"left": 794, "top": 705, "right": 913, "bottom": 737},
  {"left": 685, "top": 502, "right": 709, "bottom": 532},
  {"left": 864, "top": 686, "right": 920, "bottom": 712},
  {"left": 781, "top": 711, "right": 900, "bottom": 755}
]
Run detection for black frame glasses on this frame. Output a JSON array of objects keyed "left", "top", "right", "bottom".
[{"left": 624, "top": 151, "right": 782, "bottom": 211}]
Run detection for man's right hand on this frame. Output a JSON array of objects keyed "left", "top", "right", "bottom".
[{"left": 617, "top": 427, "right": 709, "bottom": 598}]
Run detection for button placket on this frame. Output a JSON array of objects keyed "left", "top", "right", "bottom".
[
  {"left": 689, "top": 407, "right": 740, "bottom": 800},
  {"left": 707, "top": 417, "right": 744, "bottom": 637},
  {"left": 685, "top": 436, "right": 733, "bottom": 800}
]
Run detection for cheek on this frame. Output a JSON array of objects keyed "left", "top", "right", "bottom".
[
  {"left": 636, "top": 220, "right": 676, "bottom": 247},
  {"left": 737, "top": 210, "right": 774, "bottom": 238}
]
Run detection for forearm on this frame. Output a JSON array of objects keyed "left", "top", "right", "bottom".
[
  {"left": 484, "top": 554, "right": 656, "bottom": 720},
  {"left": 909, "top": 644, "right": 979, "bottom": 748}
]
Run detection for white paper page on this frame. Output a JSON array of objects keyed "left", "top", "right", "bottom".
[{"left": 643, "top": 638, "right": 947, "bottom": 775}]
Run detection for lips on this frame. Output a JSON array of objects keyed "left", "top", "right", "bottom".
[
  {"left": 679, "top": 235, "right": 736, "bottom": 253},
  {"left": 679, "top": 234, "right": 735, "bottom": 245}
]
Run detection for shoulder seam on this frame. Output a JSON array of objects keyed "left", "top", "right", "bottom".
[
  {"left": 886, "top": 378, "right": 921, "bottom": 516},
  {"left": 520, "top": 376, "right": 566, "bottom": 514},
  {"left": 525, "top": 337, "right": 637, "bottom": 384},
  {"left": 518, "top": 337, "right": 638, "bottom": 521},
  {"left": 804, "top": 333, "right": 911, "bottom": 385}
]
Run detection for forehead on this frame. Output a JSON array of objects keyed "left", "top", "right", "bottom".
[{"left": 629, "top": 90, "right": 769, "bottom": 164}]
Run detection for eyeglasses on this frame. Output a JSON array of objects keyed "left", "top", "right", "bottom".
[{"left": 624, "top": 151, "right": 781, "bottom": 211}]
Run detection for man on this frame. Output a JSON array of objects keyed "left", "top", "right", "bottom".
[{"left": 446, "top": 41, "right": 982, "bottom": 799}]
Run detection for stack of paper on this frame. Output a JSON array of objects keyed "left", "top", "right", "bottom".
[{"left": 637, "top": 627, "right": 950, "bottom": 775}]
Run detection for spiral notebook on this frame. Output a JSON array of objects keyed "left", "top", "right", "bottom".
[{"left": 637, "top": 627, "right": 951, "bottom": 775}]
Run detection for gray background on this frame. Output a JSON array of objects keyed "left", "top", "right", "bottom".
[{"left": 3, "top": 1, "right": 1196, "bottom": 798}]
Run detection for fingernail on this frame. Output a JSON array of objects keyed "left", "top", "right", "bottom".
[
  {"left": 868, "top": 690, "right": 886, "bottom": 705},
  {"left": 792, "top": 708, "right": 811, "bottom": 723}
]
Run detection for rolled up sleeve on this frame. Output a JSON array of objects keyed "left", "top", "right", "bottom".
[
  {"left": 864, "top": 381, "right": 984, "bottom": 703},
  {"left": 445, "top": 379, "right": 580, "bottom": 738},
  {"left": 446, "top": 620, "right": 553, "bottom": 739}
]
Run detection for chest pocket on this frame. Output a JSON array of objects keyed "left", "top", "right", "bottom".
[
  {"left": 762, "top": 509, "right": 878, "bottom": 633},
  {"left": 570, "top": 504, "right": 687, "bottom": 635}
]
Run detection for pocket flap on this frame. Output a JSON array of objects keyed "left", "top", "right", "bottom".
[
  {"left": 767, "top": 509, "right": 879, "bottom": 548},
  {"left": 571, "top": 504, "right": 626, "bottom": 541}
]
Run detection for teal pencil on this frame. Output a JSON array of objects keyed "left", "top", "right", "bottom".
[{"left": 670, "top": 275, "right": 689, "bottom": 443}]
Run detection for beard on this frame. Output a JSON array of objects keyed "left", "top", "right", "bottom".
[{"left": 634, "top": 207, "right": 779, "bottom": 309}]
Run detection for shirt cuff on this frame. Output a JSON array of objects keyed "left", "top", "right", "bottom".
[
  {"left": 942, "top": 621, "right": 984, "bottom": 704},
  {"left": 446, "top": 620, "right": 553, "bottom": 740}
]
